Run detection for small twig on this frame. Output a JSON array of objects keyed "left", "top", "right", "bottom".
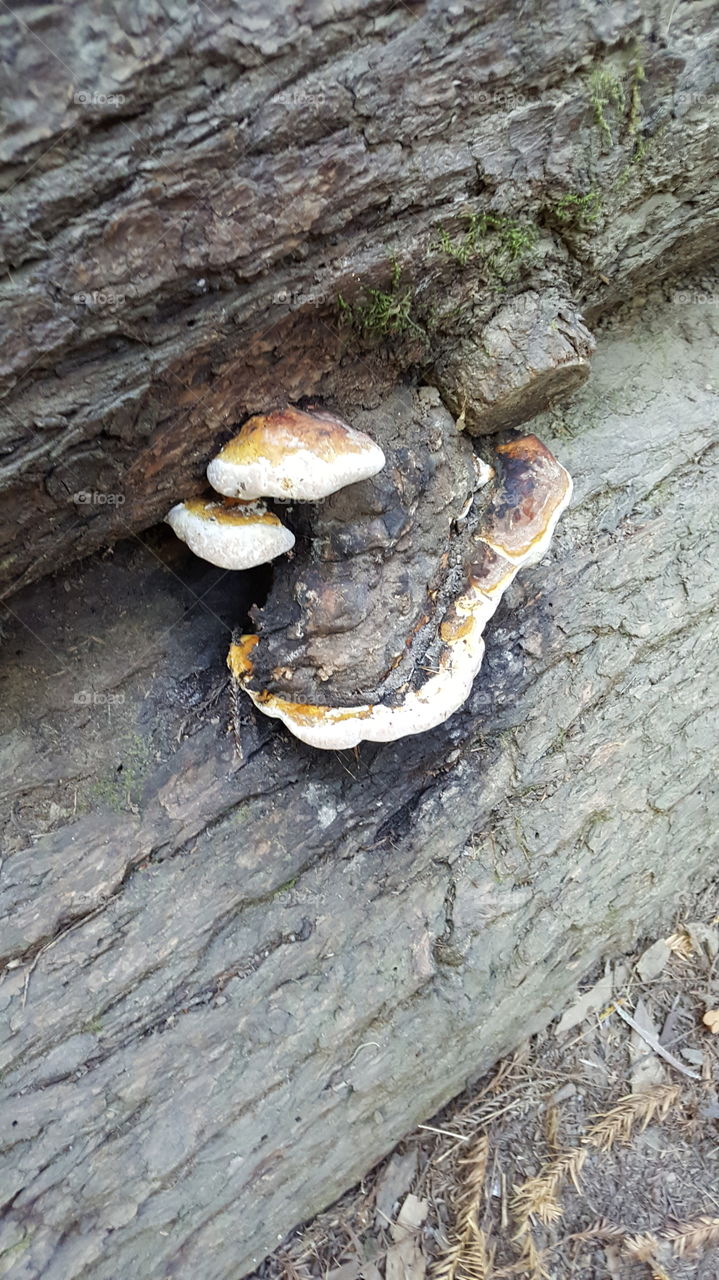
[
  {"left": 177, "top": 676, "right": 228, "bottom": 743},
  {"left": 612, "top": 1003, "right": 701, "bottom": 1080},
  {"left": 228, "top": 672, "right": 244, "bottom": 761},
  {"left": 347, "top": 1041, "right": 381, "bottom": 1065},
  {"left": 418, "top": 1124, "right": 470, "bottom": 1141}
]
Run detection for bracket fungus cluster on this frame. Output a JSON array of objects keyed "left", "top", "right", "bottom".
[
  {"left": 167, "top": 392, "right": 572, "bottom": 751},
  {"left": 167, "top": 407, "right": 385, "bottom": 569}
]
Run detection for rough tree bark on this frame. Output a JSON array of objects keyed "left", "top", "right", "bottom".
[
  {"left": 0, "top": 0, "right": 717, "bottom": 594},
  {"left": 1, "top": 3, "right": 718, "bottom": 1279}
]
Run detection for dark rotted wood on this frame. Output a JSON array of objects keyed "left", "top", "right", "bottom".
[{"left": 244, "top": 387, "right": 480, "bottom": 705}]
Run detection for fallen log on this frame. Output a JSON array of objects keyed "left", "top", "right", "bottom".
[{"left": 1, "top": 289, "right": 717, "bottom": 1278}]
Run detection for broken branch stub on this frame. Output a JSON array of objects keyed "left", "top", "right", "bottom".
[{"left": 434, "top": 292, "right": 596, "bottom": 435}]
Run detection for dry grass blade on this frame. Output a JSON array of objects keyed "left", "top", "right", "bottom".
[
  {"left": 565, "top": 1219, "right": 628, "bottom": 1245},
  {"left": 431, "top": 1134, "right": 493, "bottom": 1280},
  {"left": 511, "top": 1147, "right": 587, "bottom": 1232},
  {"left": 623, "top": 1233, "right": 673, "bottom": 1279},
  {"left": 612, "top": 1004, "right": 700, "bottom": 1079},
  {"left": 276, "top": 1252, "right": 313, "bottom": 1280},
  {"left": 513, "top": 1233, "right": 549, "bottom": 1280},
  {"left": 507, "top": 1085, "right": 682, "bottom": 1276},
  {"left": 624, "top": 1232, "right": 662, "bottom": 1262},
  {"left": 542, "top": 1105, "right": 559, "bottom": 1153},
  {"left": 491, "top": 1221, "right": 627, "bottom": 1278},
  {"left": 663, "top": 1216, "right": 719, "bottom": 1257},
  {"left": 585, "top": 1085, "right": 681, "bottom": 1152},
  {"left": 490, "top": 1233, "right": 550, "bottom": 1280}
]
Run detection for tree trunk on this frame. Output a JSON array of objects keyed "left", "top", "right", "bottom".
[{"left": 1, "top": 3, "right": 718, "bottom": 1279}]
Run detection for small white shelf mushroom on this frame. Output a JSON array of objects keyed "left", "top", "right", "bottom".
[
  {"left": 206, "top": 406, "right": 386, "bottom": 501},
  {"left": 166, "top": 498, "right": 295, "bottom": 570}
]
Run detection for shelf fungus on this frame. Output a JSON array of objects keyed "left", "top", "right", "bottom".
[
  {"left": 166, "top": 497, "right": 295, "bottom": 570},
  {"left": 206, "top": 406, "right": 386, "bottom": 501},
  {"left": 226, "top": 389, "right": 572, "bottom": 750}
]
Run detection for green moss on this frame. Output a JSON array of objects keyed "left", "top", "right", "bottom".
[
  {"left": 275, "top": 874, "right": 298, "bottom": 894},
  {"left": 433, "top": 210, "right": 537, "bottom": 280},
  {"left": 0, "top": 1237, "right": 31, "bottom": 1268},
  {"left": 230, "top": 801, "right": 249, "bottom": 828},
  {"left": 337, "top": 256, "right": 424, "bottom": 340},
  {"left": 496, "top": 218, "right": 537, "bottom": 261},
  {"left": 588, "top": 59, "right": 647, "bottom": 158},
  {"left": 432, "top": 212, "right": 482, "bottom": 265},
  {"left": 338, "top": 209, "right": 540, "bottom": 345},
  {"left": 627, "top": 62, "right": 646, "bottom": 137},
  {"left": 589, "top": 68, "right": 626, "bottom": 148},
  {"left": 550, "top": 189, "right": 602, "bottom": 229},
  {"left": 87, "top": 730, "right": 153, "bottom": 813},
  {"left": 616, "top": 112, "right": 663, "bottom": 188},
  {"left": 87, "top": 777, "right": 127, "bottom": 813}
]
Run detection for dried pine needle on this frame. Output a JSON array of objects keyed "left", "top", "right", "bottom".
[
  {"left": 664, "top": 1216, "right": 719, "bottom": 1258},
  {"left": 432, "top": 1134, "right": 494, "bottom": 1280},
  {"left": 511, "top": 1147, "right": 587, "bottom": 1233},
  {"left": 585, "top": 1085, "right": 682, "bottom": 1152}
]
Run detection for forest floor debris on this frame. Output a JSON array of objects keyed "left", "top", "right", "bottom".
[{"left": 254, "top": 891, "right": 719, "bottom": 1280}]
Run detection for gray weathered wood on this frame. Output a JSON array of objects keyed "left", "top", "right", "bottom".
[
  {"left": 2, "top": 3, "right": 719, "bottom": 1275},
  {"left": 1, "top": 292, "right": 717, "bottom": 1278}
]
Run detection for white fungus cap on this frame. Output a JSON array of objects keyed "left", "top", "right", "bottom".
[
  {"left": 207, "top": 407, "right": 386, "bottom": 502},
  {"left": 166, "top": 498, "right": 295, "bottom": 570}
]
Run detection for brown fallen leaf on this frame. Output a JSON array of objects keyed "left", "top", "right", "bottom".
[
  {"left": 374, "top": 1150, "right": 417, "bottom": 1228},
  {"left": 702, "top": 1009, "right": 719, "bottom": 1034},
  {"left": 629, "top": 997, "right": 667, "bottom": 1091},
  {"left": 385, "top": 1194, "right": 428, "bottom": 1280}
]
